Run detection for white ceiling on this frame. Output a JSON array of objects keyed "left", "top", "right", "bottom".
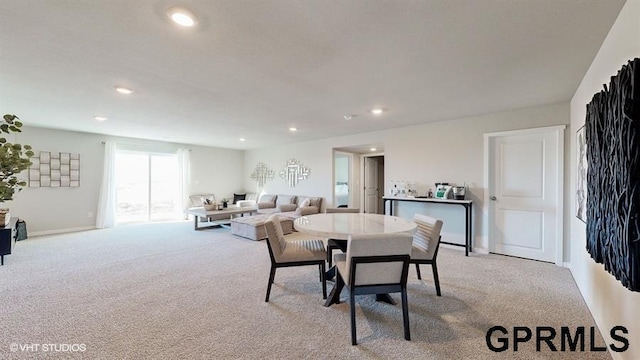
[{"left": 0, "top": 0, "right": 625, "bottom": 150}]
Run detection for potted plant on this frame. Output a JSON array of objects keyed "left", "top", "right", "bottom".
[
  {"left": 0, "top": 114, "right": 34, "bottom": 225},
  {"left": 221, "top": 198, "right": 229, "bottom": 208}
]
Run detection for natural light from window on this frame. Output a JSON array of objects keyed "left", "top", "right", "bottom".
[{"left": 116, "top": 151, "right": 181, "bottom": 224}]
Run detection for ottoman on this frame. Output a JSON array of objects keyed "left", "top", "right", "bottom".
[{"left": 231, "top": 214, "right": 294, "bottom": 241}]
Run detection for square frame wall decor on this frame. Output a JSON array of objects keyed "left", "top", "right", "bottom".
[{"left": 29, "top": 151, "right": 80, "bottom": 187}]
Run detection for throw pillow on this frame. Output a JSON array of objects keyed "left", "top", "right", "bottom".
[
  {"left": 275, "top": 195, "right": 296, "bottom": 206},
  {"left": 258, "top": 202, "right": 276, "bottom": 209},
  {"left": 233, "top": 193, "right": 246, "bottom": 204},
  {"left": 259, "top": 194, "right": 276, "bottom": 204},
  {"left": 299, "top": 198, "right": 311, "bottom": 208},
  {"left": 297, "top": 206, "right": 319, "bottom": 216},
  {"left": 278, "top": 204, "right": 298, "bottom": 212}
]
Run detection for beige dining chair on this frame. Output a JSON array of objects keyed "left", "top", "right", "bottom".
[
  {"left": 263, "top": 214, "right": 327, "bottom": 302},
  {"left": 332, "top": 232, "right": 413, "bottom": 345},
  {"left": 411, "top": 214, "right": 444, "bottom": 296},
  {"left": 324, "top": 207, "right": 360, "bottom": 267}
]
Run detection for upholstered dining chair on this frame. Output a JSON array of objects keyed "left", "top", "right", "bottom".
[
  {"left": 410, "top": 214, "right": 444, "bottom": 296},
  {"left": 263, "top": 214, "right": 327, "bottom": 302},
  {"left": 324, "top": 207, "right": 360, "bottom": 267},
  {"left": 332, "top": 232, "right": 413, "bottom": 345}
]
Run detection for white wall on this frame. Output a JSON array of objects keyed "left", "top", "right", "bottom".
[
  {"left": 244, "top": 102, "right": 569, "bottom": 254},
  {"left": 9, "top": 126, "right": 244, "bottom": 234},
  {"left": 569, "top": 1, "right": 640, "bottom": 359}
]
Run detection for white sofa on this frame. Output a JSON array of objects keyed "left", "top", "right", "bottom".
[{"left": 230, "top": 194, "right": 323, "bottom": 240}]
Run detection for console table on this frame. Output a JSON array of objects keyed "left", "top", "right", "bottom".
[
  {"left": 383, "top": 196, "right": 473, "bottom": 256},
  {"left": 0, "top": 217, "right": 18, "bottom": 265}
]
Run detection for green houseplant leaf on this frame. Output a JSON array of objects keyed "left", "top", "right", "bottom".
[{"left": 0, "top": 114, "right": 33, "bottom": 202}]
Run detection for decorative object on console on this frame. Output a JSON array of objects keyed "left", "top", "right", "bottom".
[
  {"left": 279, "top": 158, "right": 310, "bottom": 187},
  {"left": 390, "top": 183, "right": 398, "bottom": 196},
  {"left": 29, "top": 150, "right": 80, "bottom": 188},
  {"left": 250, "top": 162, "right": 275, "bottom": 187},
  {"left": 452, "top": 185, "right": 466, "bottom": 200},
  {"left": 585, "top": 58, "right": 639, "bottom": 292},
  {"left": 434, "top": 183, "right": 452, "bottom": 199}
]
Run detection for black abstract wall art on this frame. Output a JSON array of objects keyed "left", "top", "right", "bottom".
[{"left": 585, "top": 58, "right": 640, "bottom": 292}]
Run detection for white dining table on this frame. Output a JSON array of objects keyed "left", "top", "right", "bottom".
[
  {"left": 294, "top": 213, "right": 417, "bottom": 307},
  {"left": 293, "top": 213, "right": 417, "bottom": 240}
]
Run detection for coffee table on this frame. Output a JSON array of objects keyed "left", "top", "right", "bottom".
[{"left": 185, "top": 206, "right": 257, "bottom": 230}]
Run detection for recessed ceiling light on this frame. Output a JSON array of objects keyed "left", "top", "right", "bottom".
[
  {"left": 370, "top": 147, "right": 377, "bottom": 152},
  {"left": 344, "top": 115, "right": 353, "bottom": 121},
  {"left": 115, "top": 86, "right": 133, "bottom": 95},
  {"left": 239, "top": 138, "right": 246, "bottom": 142},
  {"left": 167, "top": 7, "right": 196, "bottom": 27},
  {"left": 371, "top": 108, "right": 383, "bottom": 115},
  {"left": 94, "top": 116, "right": 108, "bottom": 121},
  {"left": 289, "top": 127, "right": 298, "bottom": 132}
]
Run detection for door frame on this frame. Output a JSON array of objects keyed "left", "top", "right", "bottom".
[{"left": 483, "top": 125, "right": 565, "bottom": 266}]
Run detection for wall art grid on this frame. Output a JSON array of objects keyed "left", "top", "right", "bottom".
[
  {"left": 28, "top": 151, "right": 80, "bottom": 187},
  {"left": 585, "top": 58, "right": 639, "bottom": 292}
]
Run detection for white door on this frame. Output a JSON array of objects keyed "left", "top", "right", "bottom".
[
  {"left": 487, "top": 126, "right": 564, "bottom": 264},
  {"left": 364, "top": 157, "right": 378, "bottom": 214}
]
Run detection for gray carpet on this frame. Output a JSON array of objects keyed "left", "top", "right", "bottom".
[{"left": 0, "top": 221, "right": 610, "bottom": 359}]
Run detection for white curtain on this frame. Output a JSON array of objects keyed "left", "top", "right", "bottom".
[
  {"left": 96, "top": 141, "right": 117, "bottom": 228},
  {"left": 177, "top": 148, "right": 191, "bottom": 219}
]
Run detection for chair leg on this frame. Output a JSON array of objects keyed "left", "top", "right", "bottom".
[
  {"left": 401, "top": 287, "right": 411, "bottom": 341},
  {"left": 265, "top": 265, "right": 276, "bottom": 302},
  {"left": 432, "top": 262, "right": 441, "bottom": 296},
  {"left": 350, "top": 291, "right": 357, "bottom": 345},
  {"left": 415, "top": 263, "right": 422, "bottom": 280},
  {"left": 327, "top": 246, "right": 333, "bottom": 267},
  {"left": 320, "top": 262, "right": 327, "bottom": 299}
]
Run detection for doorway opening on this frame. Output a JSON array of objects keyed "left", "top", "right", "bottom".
[
  {"left": 333, "top": 151, "right": 353, "bottom": 207},
  {"left": 362, "top": 155, "right": 384, "bottom": 214},
  {"left": 115, "top": 151, "right": 182, "bottom": 224}
]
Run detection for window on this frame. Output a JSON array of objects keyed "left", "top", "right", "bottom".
[{"left": 115, "top": 151, "right": 181, "bottom": 223}]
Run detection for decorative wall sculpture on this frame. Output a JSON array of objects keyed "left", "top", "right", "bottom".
[
  {"left": 250, "top": 162, "right": 275, "bottom": 187},
  {"left": 576, "top": 126, "right": 587, "bottom": 223},
  {"left": 279, "top": 158, "right": 310, "bottom": 187},
  {"left": 29, "top": 151, "right": 80, "bottom": 187},
  {"left": 585, "top": 58, "right": 639, "bottom": 292}
]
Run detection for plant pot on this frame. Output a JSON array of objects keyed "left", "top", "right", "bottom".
[{"left": 0, "top": 209, "right": 10, "bottom": 227}]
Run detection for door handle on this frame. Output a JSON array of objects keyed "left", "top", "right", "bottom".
[{"left": 490, "top": 196, "right": 497, "bottom": 201}]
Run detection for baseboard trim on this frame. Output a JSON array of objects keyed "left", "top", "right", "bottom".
[
  {"left": 439, "top": 244, "right": 489, "bottom": 255},
  {"left": 29, "top": 226, "right": 96, "bottom": 238}
]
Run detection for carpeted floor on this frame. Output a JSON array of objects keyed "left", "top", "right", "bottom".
[{"left": 0, "top": 221, "right": 610, "bottom": 359}]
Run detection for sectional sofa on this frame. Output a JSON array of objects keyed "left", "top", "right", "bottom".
[{"left": 231, "top": 194, "right": 323, "bottom": 240}]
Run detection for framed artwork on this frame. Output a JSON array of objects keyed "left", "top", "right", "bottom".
[{"left": 576, "top": 125, "right": 587, "bottom": 223}]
